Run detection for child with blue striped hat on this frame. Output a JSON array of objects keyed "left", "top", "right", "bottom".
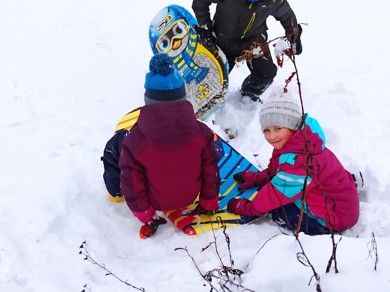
[
  {"left": 119, "top": 53, "right": 220, "bottom": 239},
  {"left": 143, "top": 53, "right": 187, "bottom": 105}
]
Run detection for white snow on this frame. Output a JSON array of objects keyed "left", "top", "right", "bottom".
[{"left": 1, "top": 0, "right": 390, "bottom": 291}]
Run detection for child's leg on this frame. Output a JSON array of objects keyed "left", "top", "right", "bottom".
[{"left": 271, "top": 203, "right": 330, "bottom": 235}]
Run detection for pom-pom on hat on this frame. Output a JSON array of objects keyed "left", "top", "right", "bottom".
[
  {"left": 144, "top": 53, "right": 186, "bottom": 105},
  {"left": 259, "top": 94, "right": 303, "bottom": 132}
]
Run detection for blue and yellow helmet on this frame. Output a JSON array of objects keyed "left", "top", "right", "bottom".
[{"left": 149, "top": 5, "right": 198, "bottom": 55}]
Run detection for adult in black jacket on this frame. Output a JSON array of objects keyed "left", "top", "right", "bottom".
[{"left": 192, "top": 0, "right": 302, "bottom": 101}]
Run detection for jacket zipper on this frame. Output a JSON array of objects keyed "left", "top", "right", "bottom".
[{"left": 241, "top": 12, "right": 256, "bottom": 39}]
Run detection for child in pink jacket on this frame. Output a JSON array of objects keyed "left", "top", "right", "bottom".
[{"left": 227, "top": 94, "right": 361, "bottom": 235}]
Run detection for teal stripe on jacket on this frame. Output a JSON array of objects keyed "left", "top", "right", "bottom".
[
  {"left": 279, "top": 153, "right": 297, "bottom": 165},
  {"left": 302, "top": 114, "right": 326, "bottom": 150},
  {"left": 294, "top": 199, "right": 326, "bottom": 226},
  {"left": 272, "top": 171, "right": 312, "bottom": 199}
]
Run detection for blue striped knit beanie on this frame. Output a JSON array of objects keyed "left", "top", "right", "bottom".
[{"left": 144, "top": 53, "right": 186, "bottom": 105}]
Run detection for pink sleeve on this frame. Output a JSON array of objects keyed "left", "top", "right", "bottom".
[
  {"left": 253, "top": 168, "right": 273, "bottom": 185},
  {"left": 131, "top": 206, "right": 156, "bottom": 224}
]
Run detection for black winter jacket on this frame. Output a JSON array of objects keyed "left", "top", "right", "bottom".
[{"left": 192, "top": 0, "right": 298, "bottom": 55}]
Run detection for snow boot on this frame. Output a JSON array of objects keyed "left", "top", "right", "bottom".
[
  {"left": 109, "top": 191, "right": 125, "bottom": 203},
  {"left": 139, "top": 215, "right": 167, "bottom": 239},
  {"left": 351, "top": 171, "right": 364, "bottom": 192},
  {"left": 240, "top": 75, "right": 272, "bottom": 102}
]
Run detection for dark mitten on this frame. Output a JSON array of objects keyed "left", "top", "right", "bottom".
[
  {"left": 285, "top": 27, "right": 299, "bottom": 43},
  {"left": 188, "top": 204, "right": 217, "bottom": 216},
  {"left": 139, "top": 216, "right": 167, "bottom": 239},
  {"left": 233, "top": 171, "right": 246, "bottom": 182},
  {"left": 294, "top": 24, "right": 303, "bottom": 55},
  {"left": 227, "top": 198, "right": 240, "bottom": 213},
  {"left": 233, "top": 170, "right": 259, "bottom": 191},
  {"left": 227, "top": 198, "right": 251, "bottom": 215},
  {"left": 285, "top": 24, "right": 303, "bottom": 55},
  {"left": 193, "top": 21, "right": 218, "bottom": 54}
]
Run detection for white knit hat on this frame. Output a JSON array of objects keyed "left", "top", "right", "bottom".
[{"left": 259, "top": 95, "right": 303, "bottom": 131}]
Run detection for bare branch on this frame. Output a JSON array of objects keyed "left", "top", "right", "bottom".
[
  {"left": 367, "top": 232, "right": 379, "bottom": 271},
  {"left": 175, "top": 217, "right": 254, "bottom": 291},
  {"left": 326, "top": 234, "right": 342, "bottom": 273},
  {"left": 244, "top": 234, "right": 279, "bottom": 271},
  {"left": 295, "top": 239, "right": 322, "bottom": 291},
  {"left": 276, "top": 40, "right": 323, "bottom": 291},
  {"left": 81, "top": 283, "right": 92, "bottom": 292},
  {"left": 79, "top": 241, "right": 145, "bottom": 292}
]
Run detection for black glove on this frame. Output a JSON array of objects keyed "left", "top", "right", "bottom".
[
  {"left": 233, "top": 171, "right": 259, "bottom": 191},
  {"left": 227, "top": 198, "right": 240, "bottom": 213},
  {"left": 193, "top": 21, "right": 218, "bottom": 54},
  {"left": 294, "top": 24, "right": 303, "bottom": 55},
  {"left": 227, "top": 198, "right": 252, "bottom": 215},
  {"left": 233, "top": 171, "right": 246, "bottom": 182},
  {"left": 285, "top": 24, "right": 303, "bottom": 55},
  {"left": 188, "top": 204, "right": 217, "bottom": 216},
  {"left": 139, "top": 216, "right": 167, "bottom": 239}
]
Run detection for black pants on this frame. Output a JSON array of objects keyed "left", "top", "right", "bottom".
[
  {"left": 271, "top": 203, "right": 331, "bottom": 236},
  {"left": 226, "top": 53, "right": 277, "bottom": 87}
]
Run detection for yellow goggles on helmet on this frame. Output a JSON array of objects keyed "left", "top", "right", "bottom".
[{"left": 155, "top": 19, "right": 190, "bottom": 54}]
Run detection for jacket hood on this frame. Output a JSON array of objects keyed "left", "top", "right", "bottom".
[
  {"left": 275, "top": 114, "right": 326, "bottom": 156},
  {"left": 136, "top": 101, "right": 198, "bottom": 144}
]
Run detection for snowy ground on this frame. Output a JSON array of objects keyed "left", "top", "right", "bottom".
[{"left": 1, "top": 0, "right": 390, "bottom": 291}]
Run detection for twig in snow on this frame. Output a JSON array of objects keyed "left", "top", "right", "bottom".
[
  {"left": 367, "top": 232, "right": 379, "bottom": 271},
  {"left": 79, "top": 241, "right": 145, "bottom": 292},
  {"left": 326, "top": 233, "right": 342, "bottom": 273},
  {"left": 81, "top": 284, "right": 92, "bottom": 292},
  {"left": 175, "top": 217, "right": 254, "bottom": 292},
  {"left": 244, "top": 234, "right": 279, "bottom": 271}
]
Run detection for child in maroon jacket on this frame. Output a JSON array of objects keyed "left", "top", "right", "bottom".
[{"left": 119, "top": 53, "right": 220, "bottom": 238}]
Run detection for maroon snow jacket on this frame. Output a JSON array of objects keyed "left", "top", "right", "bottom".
[{"left": 119, "top": 101, "right": 220, "bottom": 223}]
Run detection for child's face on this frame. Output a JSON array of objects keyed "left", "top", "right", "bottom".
[{"left": 263, "top": 126, "right": 295, "bottom": 150}]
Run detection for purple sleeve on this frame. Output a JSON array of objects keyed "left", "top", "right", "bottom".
[
  {"left": 119, "top": 141, "right": 155, "bottom": 223},
  {"left": 199, "top": 128, "right": 220, "bottom": 211}
]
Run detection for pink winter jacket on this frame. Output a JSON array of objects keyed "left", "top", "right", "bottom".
[
  {"left": 119, "top": 101, "right": 220, "bottom": 223},
  {"left": 236, "top": 114, "right": 359, "bottom": 231}
]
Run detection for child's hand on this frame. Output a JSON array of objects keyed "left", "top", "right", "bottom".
[
  {"left": 233, "top": 171, "right": 259, "bottom": 191},
  {"left": 227, "top": 198, "right": 250, "bottom": 215},
  {"left": 187, "top": 204, "right": 217, "bottom": 216},
  {"left": 139, "top": 216, "right": 167, "bottom": 239},
  {"left": 233, "top": 171, "right": 246, "bottom": 182}
]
